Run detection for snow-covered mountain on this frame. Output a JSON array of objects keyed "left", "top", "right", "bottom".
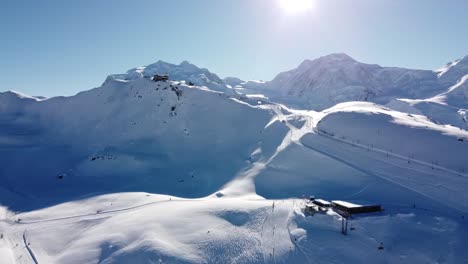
[
  {"left": 253, "top": 53, "right": 467, "bottom": 111},
  {"left": 1, "top": 58, "right": 468, "bottom": 263},
  {"left": 0, "top": 78, "right": 283, "bottom": 202},
  {"left": 436, "top": 55, "right": 468, "bottom": 84},
  {"left": 108, "top": 60, "right": 237, "bottom": 95},
  {"left": 386, "top": 57, "right": 468, "bottom": 130},
  {"left": 223, "top": 76, "right": 245, "bottom": 88}
]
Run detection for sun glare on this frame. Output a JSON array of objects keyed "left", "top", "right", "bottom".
[{"left": 279, "top": 0, "right": 314, "bottom": 14}]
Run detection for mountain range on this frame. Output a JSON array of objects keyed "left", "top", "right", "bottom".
[{"left": 0, "top": 54, "right": 467, "bottom": 263}]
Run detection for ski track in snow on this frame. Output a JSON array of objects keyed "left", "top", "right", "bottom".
[
  {"left": 300, "top": 140, "right": 438, "bottom": 207},
  {"left": 222, "top": 102, "right": 315, "bottom": 196},
  {"left": 315, "top": 128, "right": 468, "bottom": 179},
  {"left": 13, "top": 198, "right": 173, "bottom": 225},
  {"left": 22, "top": 231, "right": 38, "bottom": 264}
]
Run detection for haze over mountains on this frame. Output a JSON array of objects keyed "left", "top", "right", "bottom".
[{"left": 1, "top": 53, "right": 467, "bottom": 263}]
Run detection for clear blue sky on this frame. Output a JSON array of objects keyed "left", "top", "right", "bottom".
[{"left": 1, "top": 0, "right": 468, "bottom": 97}]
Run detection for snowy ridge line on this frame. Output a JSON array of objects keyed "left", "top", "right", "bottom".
[
  {"left": 400, "top": 74, "right": 468, "bottom": 106},
  {"left": 23, "top": 230, "right": 38, "bottom": 264},
  {"left": 313, "top": 128, "right": 468, "bottom": 179},
  {"left": 435, "top": 59, "right": 461, "bottom": 78},
  {"left": 13, "top": 198, "right": 175, "bottom": 225},
  {"left": 440, "top": 74, "right": 468, "bottom": 95}
]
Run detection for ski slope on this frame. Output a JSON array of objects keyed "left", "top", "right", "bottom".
[{"left": 1, "top": 192, "right": 466, "bottom": 264}]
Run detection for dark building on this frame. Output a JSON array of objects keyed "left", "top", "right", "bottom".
[
  {"left": 153, "top": 74, "right": 169, "bottom": 82},
  {"left": 313, "top": 199, "right": 332, "bottom": 208},
  {"left": 332, "top": 200, "right": 381, "bottom": 215}
]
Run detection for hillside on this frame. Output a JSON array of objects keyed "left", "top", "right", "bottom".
[
  {"left": 389, "top": 73, "right": 468, "bottom": 129},
  {"left": 0, "top": 78, "right": 288, "bottom": 206}
]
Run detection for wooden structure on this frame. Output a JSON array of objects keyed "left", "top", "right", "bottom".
[{"left": 153, "top": 74, "right": 169, "bottom": 82}]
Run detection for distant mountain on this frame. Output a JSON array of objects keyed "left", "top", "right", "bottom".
[
  {"left": 223, "top": 77, "right": 245, "bottom": 87},
  {"left": 258, "top": 53, "right": 463, "bottom": 110},
  {"left": 108, "top": 60, "right": 237, "bottom": 95}
]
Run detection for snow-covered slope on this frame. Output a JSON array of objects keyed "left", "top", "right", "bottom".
[
  {"left": 0, "top": 78, "right": 288, "bottom": 205},
  {"left": 1, "top": 59, "right": 468, "bottom": 263},
  {"left": 317, "top": 102, "right": 468, "bottom": 168},
  {"left": 223, "top": 76, "right": 244, "bottom": 88},
  {"left": 309, "top": 102, "right": 468, "bottom": 211},
  {"left": 3, "top": 193, "right": 466, "bottom": 264},
  {"left": 387, "top": 59, "right": 468, "bottom": 129}
]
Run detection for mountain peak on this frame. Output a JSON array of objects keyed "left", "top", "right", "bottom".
[
  {"left": 460, "top": 54, "right": 468, "bottom": 64},
  {"left": 299, "top": 53, "right": 358, "bottom": 68},
  {"left": 106, "top": 59, "right": 237, "bottom": 95},
  {"left": 180, "top": 60, "right": 192, "bottom": 66},
  {"left": 150, "top": 60, "right": 176, "bottom": 67},
  {"left": 435, "top": 55, "right": 468, "bottom": 80},
  {"left": 319, "top": 53, "right": 356, "bottom": 62}
]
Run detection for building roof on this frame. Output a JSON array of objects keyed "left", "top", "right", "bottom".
[
  {"left": 314, "top": 199, "right": 331, "bottom": 205},
  {"left": 332, "top": 200, "right": 361, "bottom": 208}
]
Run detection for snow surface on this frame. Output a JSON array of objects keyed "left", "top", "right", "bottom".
[
  {"left": 1, "top": 193, "right": 466, "bottom": 263},
  {"left": 1, "top": 55, "right": 468, "bottom": 263}
]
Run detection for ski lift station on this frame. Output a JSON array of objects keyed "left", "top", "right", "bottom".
[
  {"left": 303, "top": 197, "right": 382, "bottom": 235},
  {"left": 305, "top": 197, "right": 381, "bottom": 216},
  {"left": 331, "top": 200, "right": 382, "bottom": 215}
]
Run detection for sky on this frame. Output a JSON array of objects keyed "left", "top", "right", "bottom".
[{"left": 1, "top": 0, "right": 468, "bottom": 97}]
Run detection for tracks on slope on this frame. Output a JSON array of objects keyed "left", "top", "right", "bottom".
[
  {"left": 314, "top": 128, "right": 468, "bottom": 179},
  {"left": 300, "top": 138, "right": 446, "bottom": 207},
  {"left": 22, "top": 230, "right": 38, "bottom": 264},
  {"left": 14, "top": 198, "right": 174, "bottom": 225}
]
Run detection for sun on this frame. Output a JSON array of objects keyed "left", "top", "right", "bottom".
[{"left": 278, "top": 0, "right": 314, "bottom": 14}]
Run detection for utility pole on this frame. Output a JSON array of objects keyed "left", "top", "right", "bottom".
[{"left": 341, "top": 215, "right": 349, "bottom": 235}]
